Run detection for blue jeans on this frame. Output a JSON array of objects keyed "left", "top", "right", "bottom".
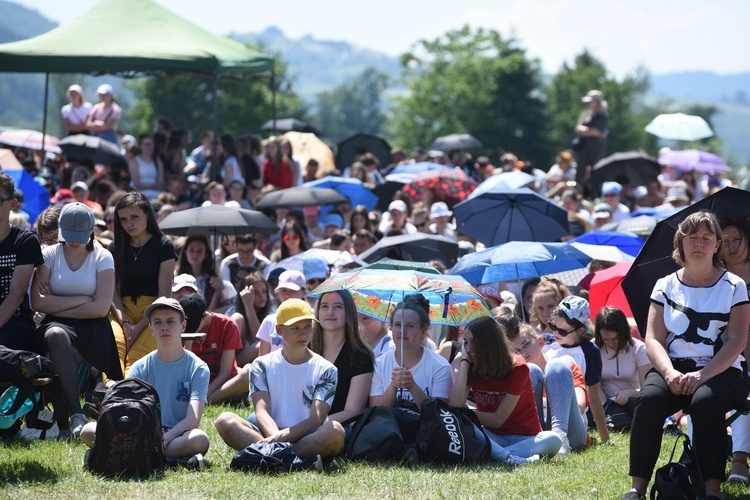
[
  {"left": 473, "top": 424, "right": 561, "bottom": 460},
  {"left": 529, "top": 359, "right": 589, "bottom": 450}
]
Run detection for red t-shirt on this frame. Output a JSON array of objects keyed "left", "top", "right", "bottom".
[
  {"left": 469, "top": 357, "right": 542, "bottom": 436},
  {"left": 262, "top": 159, "right": 294, "bottom": 189},
  {"left": 190, "top": 312, "right": 242, "bottom": 382}
]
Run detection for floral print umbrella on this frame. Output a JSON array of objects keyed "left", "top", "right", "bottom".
[
  {"left": 401, "top": 169, "right": 477, "bottom": 204},
  {"left": 308, "top": 269, "right": 491, "bottom": 326}
]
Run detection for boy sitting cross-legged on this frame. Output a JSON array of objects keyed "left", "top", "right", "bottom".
[
  {"left": 214, "top": 298, "right": 345, "bottom": 462},
  {"left": 80, "top": 297, "right": 211, "bottom": 469}
]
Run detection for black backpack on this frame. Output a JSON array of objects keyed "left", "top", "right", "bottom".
[
  {"left": 87, "top": 379, "right": 166, "bottom": 478},
  {"left": 230, "top": 442, "right": 309, "bottom": 473},
  {"left": 0, "top": 348, "right": 59, "bottom": 436},
  {"left": 650, "top": 430, "right": 704, "bottom": 500},
  {"left": 416, "top": 398, "right": 491, "bottom": 464},
  {"left": 347, "top": 406, "right": 407, "bottom": 461}
]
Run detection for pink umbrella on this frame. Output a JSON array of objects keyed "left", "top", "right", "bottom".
[
  {"left": 0, "top": 129, "right": 61, "bottom": 154},
  {"left": 658, "top": 149, "right": 728, "bottom": 174}
]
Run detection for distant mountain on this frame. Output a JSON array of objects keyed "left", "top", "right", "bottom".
[
  {"left": 651, "top": 71, "right": 750, "bottom": 105},
  {"left": 0, "top": 0, "right": 56, "bottom": 43},
  {"left": 234, "top": 27, "right": 402, "bottom": 102}
]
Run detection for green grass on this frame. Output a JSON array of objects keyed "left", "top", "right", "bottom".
[{"left": 1, "top": 404, "right": 748, "bottom": 499}]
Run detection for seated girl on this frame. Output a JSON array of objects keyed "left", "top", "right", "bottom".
[
  {"left": 593, "top": 306, "right": 650, "bottom": 431},
  {"left": 369, "top": 294, "right": 452, "bottom": 410},
  {"left": 451, "top": 317, "right": 562, "bottom": 465}
]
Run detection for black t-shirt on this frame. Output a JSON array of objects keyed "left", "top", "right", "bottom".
[
  {"left": 241, "top": 154, "right": 261, "bottom": 184},
  {"left": 108, "top": 235, "right": 176, "bottom": 299},
  {"left": 331, "top": 342, "right": 374, "bottom": 414},
  {"left": 0, "top": 225, "right": 43, "bottom": 320}
]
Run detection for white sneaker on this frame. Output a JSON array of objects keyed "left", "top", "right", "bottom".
[
  {"left": 70, "top": 413, "right": 89, "bottom": 439},
  {"left": 555, "top": 431, "right": 572, "bottom": 456},
  {"left": 524, "top": 454, "right": 540, "bottom": 465},
  {"left": 19, "top": 422, "right": 59, "bottom": 441}
]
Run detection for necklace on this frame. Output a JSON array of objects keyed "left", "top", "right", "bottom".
[{"left": 130, "top": 243, "right": 146, "bottom": 261}]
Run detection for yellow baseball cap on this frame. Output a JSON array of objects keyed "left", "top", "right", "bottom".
[{"left": 276, "top": 298, "right": 318, "bottom": 326}]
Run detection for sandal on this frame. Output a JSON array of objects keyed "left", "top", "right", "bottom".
[{"left": 729, "top": 458, "right": 749, "bottom": 484}]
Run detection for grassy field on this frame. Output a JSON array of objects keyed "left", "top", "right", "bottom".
[{"left": 1, "top": 404, "right": 748, "bottom": 500}]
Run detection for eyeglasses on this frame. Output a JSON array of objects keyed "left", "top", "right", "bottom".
[
  {"left": 549, "top": 323, "right": 578, "bottom": 337},
  {"left": 0, "top": 197, "right": 13, "bottom": 206}
]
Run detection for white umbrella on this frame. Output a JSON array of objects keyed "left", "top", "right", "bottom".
[
  {"left": 546, "top": 243, "right": 634, "bottom": 286},
  {"left": 645, "top": 113, "right": 714, "bottom": 141},
  {"left": 570, "top": 242, "right": 636, "bottom": 264}
]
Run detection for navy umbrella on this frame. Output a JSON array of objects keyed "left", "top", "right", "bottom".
[
  {"left": 622, "top": 187, "right": 750, "bottom": 333},
  {"left": 454, "top": 188, "right": 569, "bottom": 247},
  {"left": 336, "top": 133, "right": 391, "bottom": 171}
]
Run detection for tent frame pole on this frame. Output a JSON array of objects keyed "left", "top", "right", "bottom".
[
  {"left": 41, "top": 72, "right": 49, "bottom": 156},
  {"left": 211, "top": 72, "right": 219, "bottom": 182},
  {"left": 271, "top": 68, "right": 277, "bottom": 135}
]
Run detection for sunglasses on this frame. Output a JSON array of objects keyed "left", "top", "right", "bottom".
[
  {"left": 307, "top": 278, "right": 325, "bottom": 286},
  {"left": 549, "top": 323, "right": 578, "bottom": 337},
  {"left": 283, "top": 234, "right": 300, "bottom": 242}
]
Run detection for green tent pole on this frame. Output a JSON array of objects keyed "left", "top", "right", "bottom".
[
  {"left": 211, "top": 72, "right": 219, "bottom": 182},
  {"left": 271, "top": 68, "right": 277, "bottom": 135},
  {"left": 41, "top": 73, "right": 49, "bottom": 155}
]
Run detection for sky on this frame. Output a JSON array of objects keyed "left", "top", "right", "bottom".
[{"left": 11, "top": 0, "right": 750, "bottom": 77}]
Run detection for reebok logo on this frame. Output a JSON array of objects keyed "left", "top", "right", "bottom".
[{"left": 439, "top": 409, "right": 462, "bottom": 456}]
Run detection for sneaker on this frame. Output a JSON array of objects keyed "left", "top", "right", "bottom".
[
  {"left": 310, "top": 454, "right": 323, "bottom": 472},
  {"left": 619, "top": 490, "right": 645, "bottom": 500},
  {"left": 70, "top": 413, "right": 89, "bottom": 439},
  {"left": 504, "top": 454, "right": 527, "bottom": 466},
  {"left": 186, "top": 453, "right": 204, "bottom": 471},
  {"left": 556, "top": 432, "right": 571, "bottom": 456},
  {"left": 19, "top": 422, "right": 60, "bottom": 441},
  {"left": 83, "top": 449, "right": 91, "bottom": 467},
  {"left": 524, "top": 454, "right": 540, "bottom": 465}
]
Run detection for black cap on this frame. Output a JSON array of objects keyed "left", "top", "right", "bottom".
[{"left": 179, "top": 294, "right": 207, "bottom": 334}]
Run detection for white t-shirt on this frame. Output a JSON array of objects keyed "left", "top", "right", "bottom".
[
  {"left": 224, "top": 156, "right": 245, "bottom": 185},
  {"left": 370, "top": 346, "right": 453, "bottom": 403},
  {"left": 61, "top": 102, "right": 92, "bottom": 126},
  {"left": 650, "top": 270, "right": 749, "bottom": 369},
  {"left": 43, "top": 242, "right": 113, "bottom": 297},
  {"left": 249, "top": 349, "right": 337, "bottom": 429},
  {"left": 257, "top": 314, "right": 282, "bottom": 352},
  {"left": 611, "top": 203, "right": 631, "bottom": 223}
]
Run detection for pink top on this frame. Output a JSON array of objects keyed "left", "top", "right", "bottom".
[{"left": 598, "top": 338, "right": 649, "bottom": 400}]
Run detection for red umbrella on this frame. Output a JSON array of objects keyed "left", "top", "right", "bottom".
[
  {"left": 580, "top": 262, "right": 633, "bottom": 319},
  {"left": 401, "top": 169, "right": 477, "bottom": 204}
]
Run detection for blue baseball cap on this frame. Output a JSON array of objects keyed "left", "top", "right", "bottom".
[{"left": 601, "top": 181, "right": 622, "bottom": 197}]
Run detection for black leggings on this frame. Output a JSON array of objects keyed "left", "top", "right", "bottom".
[{"left": 629, "top": 365, "right": 749, "bottom": 481}]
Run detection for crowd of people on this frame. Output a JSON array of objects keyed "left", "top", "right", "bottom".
[{"left": 0, "top": 85, "right": 747, "bottom": 498}]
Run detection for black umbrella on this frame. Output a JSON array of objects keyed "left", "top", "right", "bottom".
[
  {"left": 589, "top": 152, "right": 661, "bottom": 197},
  {"left": 428, "top": 133, "right": 483, "bottom": 151},
  {"left": 336, "top": 133, "right": 391, "bottom": 171},
  {"left": 358, "top": 232, "right": 459, "bottom": 268},
  {"left": 370, "top": 179, "right": 405, "bottom": 212},
  {"left": 254, "top": 187, "right": 348, "bottom": 209},
  {"left": 159, "top": 205, "right": 278, "bottom": 238},
  {"left": 454, "top": 188, "right": 569, "bottom": 247},
  {"left": 621, "top": 187, "right": 750, "bottom": 333},
  {"left": 260, "top": 118, "right": 321, "bottom": 135},
  {"left": 59, "top": 134, "right": 124, "bottom": 165}
]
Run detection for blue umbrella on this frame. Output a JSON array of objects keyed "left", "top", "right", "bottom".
[
  {"left": 303, "top": 176, "right": 378, "bottom": 217},
  {"left": 569, "top": 230, "right": 644, "bottom": 257},
  {"left": 389, "top": 162, "right": 451, "bottom": 176},
  {"left": 454, "top": 188, "right": 569, "bottom": 247},
  {"left": 469, "top": 171, "right": 535, "bottom": 199},
  {"left": 0, "top": 149, "right": 49, "bottom": 224},
  {"left": 451, "top": 241, "right": 592, "bottom": 285}
]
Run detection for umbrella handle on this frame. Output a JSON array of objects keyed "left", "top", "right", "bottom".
[{"left": 442, "top": 287, "right": 452, "bottom": 318}]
